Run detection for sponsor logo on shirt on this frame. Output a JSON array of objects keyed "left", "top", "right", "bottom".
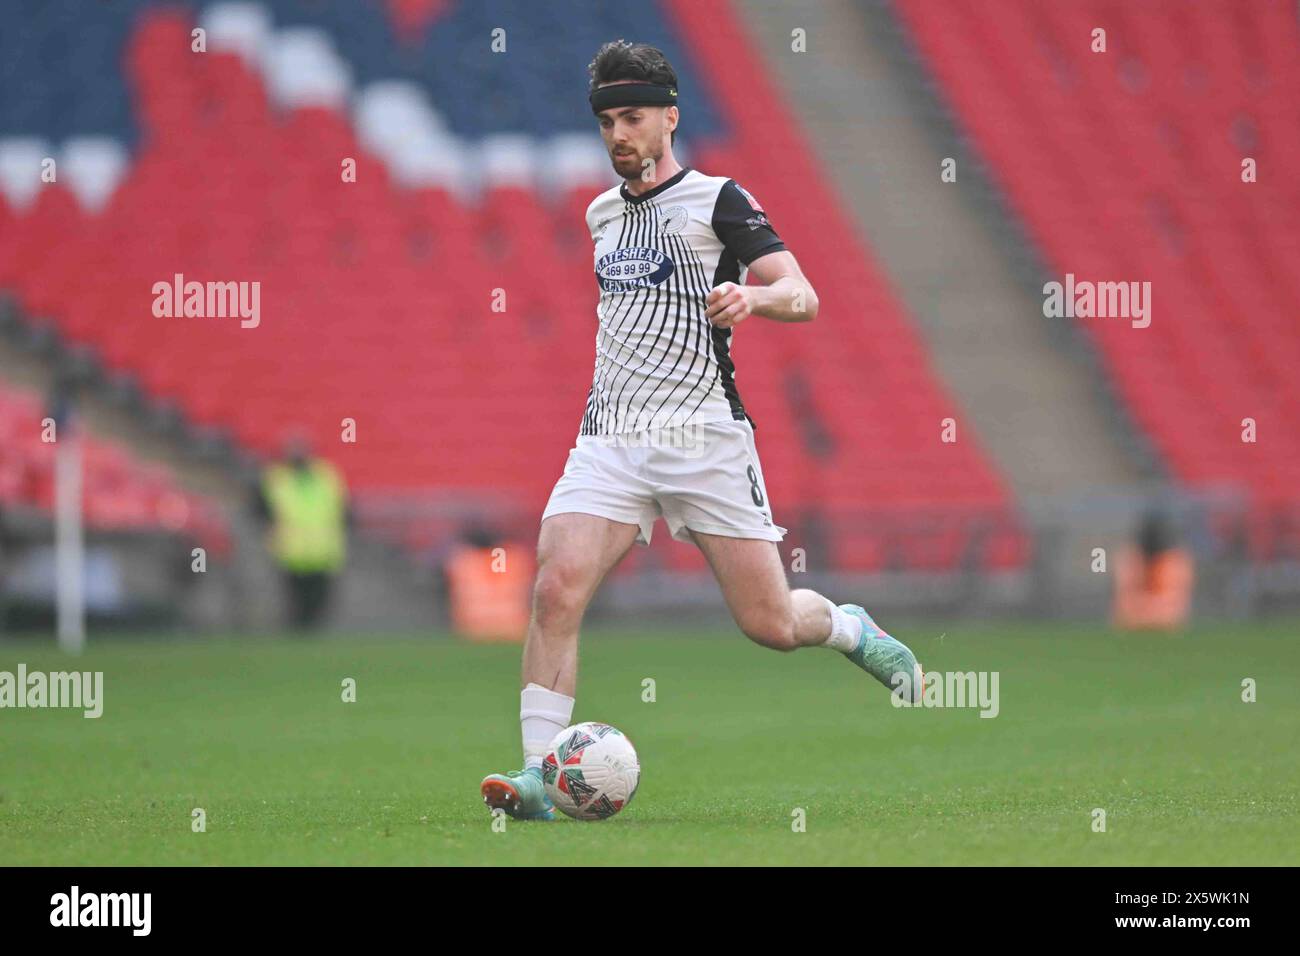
[{"left": 596, "top": 247, "right": 676, "bottom": 291}]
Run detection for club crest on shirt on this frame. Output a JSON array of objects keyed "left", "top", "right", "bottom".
[
  {"left": 596, "top": 246, "right": 676, "bottom": 291},
  {"left": 658, "top": 205, "right": 688, "bottom": 235}
]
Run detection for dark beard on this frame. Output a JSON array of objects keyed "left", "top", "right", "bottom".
[{"left": 611, "top": 147, "right": 663, "bottom": 182}]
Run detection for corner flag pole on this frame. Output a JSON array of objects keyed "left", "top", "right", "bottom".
[{"left": 55, "top": 421, "right": 86, "bottom": 654}]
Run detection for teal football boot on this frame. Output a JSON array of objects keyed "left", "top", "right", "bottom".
[
  {"left": 841, "top": 604, "right": 924, "bottom": 703},
  {"left": 480, "top": 767, "right": 556, "bottom": 821}
]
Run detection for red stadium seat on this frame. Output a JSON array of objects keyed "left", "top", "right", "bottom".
[
  {"left": 0, "top": 1, "right": 1027, "bottom": 572},
  {"left": 896, "top": 0, "right": 1300, "bottom": 558}
]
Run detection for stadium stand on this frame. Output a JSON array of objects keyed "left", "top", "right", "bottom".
[
  {"left": 0, "top": 381, "right": 229, "bottom": 549},
  {"left": 0, "top": 0, "right": 1025, "bottom": 573},
  {"left": 895, "top": 0, "right": 1300, "bottom": 559}
]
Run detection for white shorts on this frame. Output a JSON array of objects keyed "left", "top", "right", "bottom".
[{"left": 542, "top": 419, "right": 786, "bottom": 545}]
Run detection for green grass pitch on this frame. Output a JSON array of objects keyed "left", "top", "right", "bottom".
[{"left": 1, "top": 620, "right": 1297, "bottom": 865}]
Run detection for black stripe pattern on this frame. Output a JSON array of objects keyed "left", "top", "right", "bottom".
[{"left": 579, "top": 169, "right": 780, "bottom": 437}]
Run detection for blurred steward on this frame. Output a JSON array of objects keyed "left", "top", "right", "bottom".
[
  {"left": 253, "top": 435, "right": 350, "bottom": 631},
  {"left": 1112, "top": 510, "right": 1194, "bottom": 631},
  {"left": 444, "top": 525, "right": 532, "bottom": 642}
]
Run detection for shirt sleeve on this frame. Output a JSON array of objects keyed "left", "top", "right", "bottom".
[{"left": 711, "top": 180, "right": 787, "bottom": 266}]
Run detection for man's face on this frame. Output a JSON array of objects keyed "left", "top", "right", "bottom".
[{"left": 596, "top": 89, "right": 676, "bottom": 180}]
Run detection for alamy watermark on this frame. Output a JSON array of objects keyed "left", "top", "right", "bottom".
[
  {"left": 151, "top": 273, "right": 260, "bottom": 328},
  {"left": 50, "top": 886, "right": 150, "bottom": 936},
  {"left": 891, "top": 669, "right": 1000, "bottom": 718},
  {"left": 593, "top": 422, "right": 709, "bottom": 458},
  {"left": 1043, "top": 273, "right": 1150, "bottom": 328},
  {"left": 0, "top": 664, "right": 103, "bottom": 718}
]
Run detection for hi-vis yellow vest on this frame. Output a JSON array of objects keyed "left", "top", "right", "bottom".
[{"left": 262, "top": 461, "right": 347, "bottom": 572}]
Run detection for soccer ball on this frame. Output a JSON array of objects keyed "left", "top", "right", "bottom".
[{"left": 542, "top": 721, "right": 640, "bottom": 821}]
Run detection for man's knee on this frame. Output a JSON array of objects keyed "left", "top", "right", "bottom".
[
  {"left": 737, "top": 608, "right": 798, "bottom": 651},
  {"left": 532, "top": 557, "right": 593, "bottom": 625}
]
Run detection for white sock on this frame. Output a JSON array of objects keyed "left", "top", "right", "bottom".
[
  {"left": 822, "top": 601, "right": 863, "bottom": 653},
  {"left": 520, "top": 683, "right": 574, "bottom": 770}
]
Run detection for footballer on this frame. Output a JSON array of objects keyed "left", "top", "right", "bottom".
[{"left": 481, "top": 40, "right": 923, "bottom": 819}]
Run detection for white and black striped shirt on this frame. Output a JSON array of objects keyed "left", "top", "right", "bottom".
[{"left": 579, "top": 167, "right": 786, "bottom": 436}]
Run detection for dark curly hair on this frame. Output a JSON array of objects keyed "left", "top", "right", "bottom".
[{"left": 588, "top": 40, "right": 679, "bottom": 144}]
